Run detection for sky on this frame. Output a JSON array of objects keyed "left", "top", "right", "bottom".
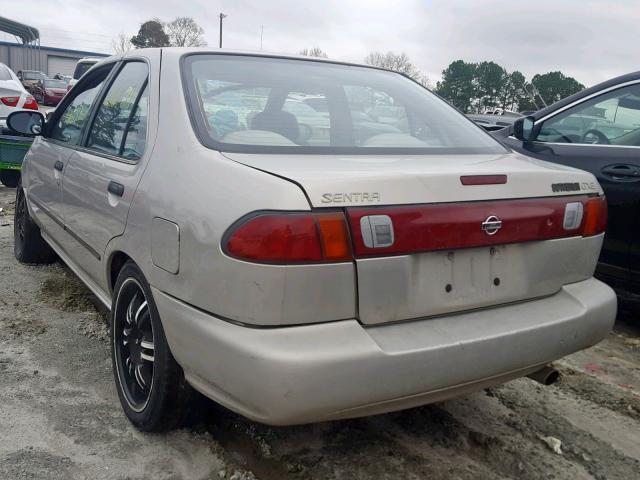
[{"left": 1, "top": 0, "right": 638, "bottom": 87}]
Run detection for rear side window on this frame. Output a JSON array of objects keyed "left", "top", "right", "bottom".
[
  {"left": 182, "top": 54, "right": 505, "bottom": 155},
  {"left": 23, "top": 71, "right": 43, "bottom": 80},
  {"left": 73, "top": 62, "right": 95, "bottom": 80},
  {"left": 44, "top": 79, "right": 67, "bottom": 89},
  {"left": 86, "top": 62, "right": 149, "bottom": 160},
  {"left": 48, "top": 65, "right": 113, "bottom": 145}
]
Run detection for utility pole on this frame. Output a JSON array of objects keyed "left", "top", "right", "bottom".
[
  {"left": 260, "top": 24, "right": 264, "bottom": 50},
  {"left": 219, "top": 13, "right": 227, "bottom": 48}
]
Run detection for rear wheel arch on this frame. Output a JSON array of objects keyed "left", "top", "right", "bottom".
[
  {"left": 110, "top": 259, "right": 192, "bottom": 430},
  {"left": 0, "top": 170, "right": 20, "bottom": 188},
  {"left": 14, "top": 181, "right": 56, "bottom": 264},
  {"left": 109, "top": 251, "right": 133, "bottom": 294}
]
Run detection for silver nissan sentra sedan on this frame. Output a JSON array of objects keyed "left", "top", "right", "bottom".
[{"left": 7, "top": 48, "right": 616, "bottom": 431}]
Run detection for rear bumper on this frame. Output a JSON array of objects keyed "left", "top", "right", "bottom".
[{"left": 154, "top": 277, "right": 616, "bottom": 425}]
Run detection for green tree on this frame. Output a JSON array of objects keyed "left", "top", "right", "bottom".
[
  {"left": 130, "top": 20, "right": 170, "bottom": 48},
  {"left": 517, "top": 81, "right": 539, "bottom": 112},
  {"left": 474, "top": 61, "right": 508, "bottom": 112},
  {"left": 435, "top": 60, "right": 477, "bottom": 113},
  {"left": 530, "top": 71, "right": 584, "bottom": 105},
  {"left": 499, "top": 71, "right": 537, "bottom": 112}
]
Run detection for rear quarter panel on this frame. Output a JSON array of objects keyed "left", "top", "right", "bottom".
[{"left": 107, "top": 50, "right": 356, "bottom": 325}]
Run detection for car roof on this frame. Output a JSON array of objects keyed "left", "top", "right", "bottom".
[
  {"left": 532, "top": 70, "right": 640, "bottom": 120},
  {"left": 115, "top": 47, "right": 406, "bottom": 75}
]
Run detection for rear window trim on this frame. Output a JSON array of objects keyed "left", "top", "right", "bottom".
[{"left": 180, "top": 52, "right": 508, "bottom": 156}]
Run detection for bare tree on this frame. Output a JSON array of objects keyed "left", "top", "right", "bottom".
[
  {"left": 413, "top": 73, "right": 434, "bottom": 89},
  {"left": 166, "top": 17, "right": 207, "bottom": 47},
  {"left": 299, "top": 47, "right": 328, "bottom": 58},
  {"left": 364, "top": 51, "right": 430, "bottom": 86},
  {"left": 112, "top": 33, "right": 133, "bottom": 54}
]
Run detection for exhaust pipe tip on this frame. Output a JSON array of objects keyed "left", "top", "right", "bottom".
[{"left": 527, "top": 366, "right": 560, "bottom": 386}]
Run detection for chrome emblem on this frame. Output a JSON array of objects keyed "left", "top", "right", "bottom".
[{"left": 481, "top": 215, "right": 502, "bottom": 235}]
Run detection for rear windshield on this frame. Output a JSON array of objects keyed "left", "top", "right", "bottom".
[
  {"left": 44, "top": 79, "right": 67, "bottom": 88},
  {"left": 73, "top": 61, "right": 96, "bottom": 80},
  {"left": 23, "top": 71, "right": 43, "bottom": 80},
  {"left": 182, "top": 54, "right": 507, "bottom": 155}
]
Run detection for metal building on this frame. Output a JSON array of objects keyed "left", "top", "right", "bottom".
[{"left": 0, "top": 16, "right": 108, "bottom": 77}]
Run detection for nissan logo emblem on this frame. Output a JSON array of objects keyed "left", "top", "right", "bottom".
[{"left": 481, "top": 215, "right": 502, "bottom": 235}]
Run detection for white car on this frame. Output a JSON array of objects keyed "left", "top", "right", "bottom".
[
  {"left": 0, "top": 62, "right": 38, "bottom": 127},
  {"left": 67, "top": 57, "right": 103, "bottom": 91}
]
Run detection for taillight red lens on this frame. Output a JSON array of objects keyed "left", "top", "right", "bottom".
[
  {"left": 1, "top": 96, "right": 19, "bottom": 107},
  {"left": 225, "top": 212, "right": 352, "bottom": 263},
  {"left": 23, "top": 96, "right": 38, "bottom": 110},
  {"left": 347, "top": 195, "right": 606, "bottom": 257},
  {"left": 583, "top": 196, "right": 607, "bottom": 236}
]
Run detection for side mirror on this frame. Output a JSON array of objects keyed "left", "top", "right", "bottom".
[
  {"left": 7, "top": 111, "right": 45, "bottom": 136},
  {"left": 513, "top": 115, "right": 535, "bottom": 141}
]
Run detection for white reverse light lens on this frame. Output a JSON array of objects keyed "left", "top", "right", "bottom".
[{"left": 563, "top": 202, "right": 584, "bottom": 230}]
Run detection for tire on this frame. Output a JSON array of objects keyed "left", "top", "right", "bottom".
[
  {"left": 14, "top": 183, "right": 57, "bottom": 264},
  {"left": 0, "top": 170, "right": 20, "bottom": 188},
  {"left": 111, "top": 261, "right": 192, "bottom": 431}
]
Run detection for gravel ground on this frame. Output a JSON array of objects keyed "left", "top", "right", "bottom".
[{"left": 1, "top": 184, "right": 639, "bottom": 480}]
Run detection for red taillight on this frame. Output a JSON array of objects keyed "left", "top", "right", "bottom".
[
  {"left": 1, "top": 96, "right": 19, "bottom": 107},
  {"left": 347, "top": 195, "right": 605, "bottom": 257},
  {"left": 225, "top": 212, "right": 352, "bottom": 263},
  {"left": 23, "top": 96, "right": 38, "bottom": 110},
  {"left": 583, "top": 196, "right": 607, "bottom": 236}
]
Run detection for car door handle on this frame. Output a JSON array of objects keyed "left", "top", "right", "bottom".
[
  {"left": 601, "top": 164, "right": 640, "bottom": 178},
  {"left": 108, "top": 181, "right": 125, "bottom": 197},
  {"left": 54, "top": 161, "right": 64, "bottom": 172}
]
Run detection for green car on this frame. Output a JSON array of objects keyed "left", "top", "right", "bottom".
[{"left": 0, "top": 133, "right": 32, "bottom": 187}]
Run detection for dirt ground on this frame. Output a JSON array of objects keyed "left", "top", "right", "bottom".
[{"left": 1, "top": 184, "right": 639, "bottom": 480}]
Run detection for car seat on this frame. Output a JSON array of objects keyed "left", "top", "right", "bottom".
[{"left": 251, "top": 110, "right": 300, "bottom": 143}]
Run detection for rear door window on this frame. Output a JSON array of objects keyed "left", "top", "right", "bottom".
[{"left": 85, "top": 61, "right": 149, "bottom": 160}]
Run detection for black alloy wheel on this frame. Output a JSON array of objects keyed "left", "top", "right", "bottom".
[
  {"left": 111, "top": 261, "right": 192, "bottom": 431},
  {"left": 113, "top": 278, "right": 155, "bottom": 412}
]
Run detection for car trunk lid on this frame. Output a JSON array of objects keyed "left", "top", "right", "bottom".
[
  {"left": 223, "top": 151, "right": 602, "bottom": 207},
  {"left": 223, "top": 151, "right": 605, "bottom": 324}
]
